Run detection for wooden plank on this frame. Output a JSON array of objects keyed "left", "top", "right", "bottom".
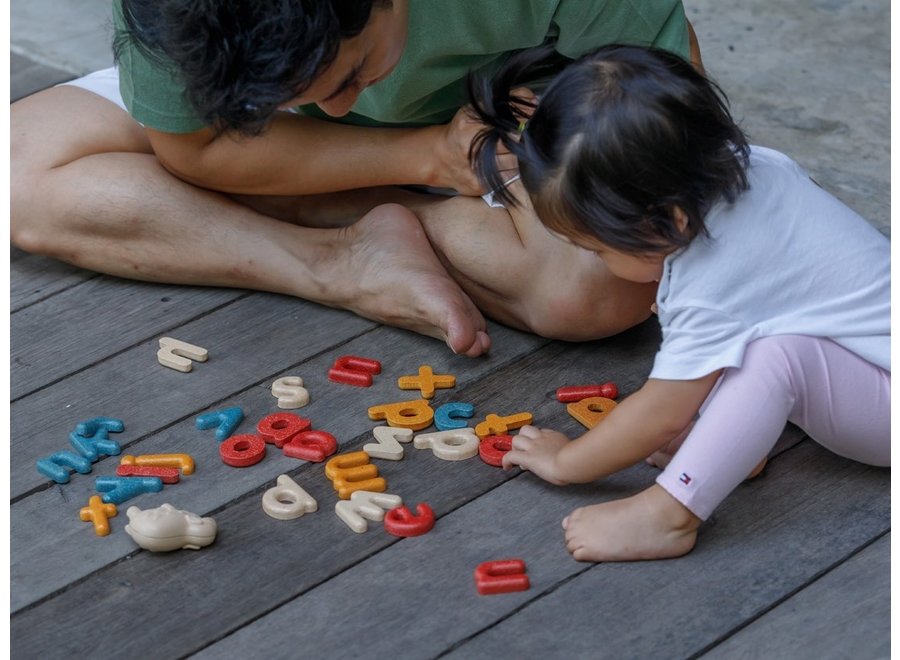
[
  {"left": 11, "top": 277, "right": 244, "bottom": 399},
  {"left": 9, "top": 326, "right": 640, "bottom": 651},
  {"left": 12, "top": 0, "right": 114, "bottom": 77},
  {"left": 701, "top": 533, "right": 890, "bottom": 659},
  {"left": 10, "top": 320, "right": 545, "bottom": 610},
  {"left": 10, "top": 293, "right": 375, "bottom": 499},
  {"left": 12, "top": 246, "right": 31, "bottom": 261},
  {"left": 437, "top": 446, "right": 888, "bottom": 660},
  {"left": 8, "top": 1, "right": 887, "bottom": 658},
  {"left": 11, "top": 323, "right": 818, "bottom": 656},
  {"left": 175, "top": 443, "right": 888, "bottom": 659},
  {"left": 10, "top": 251, "right": 98, "bottom": 312},
  {"left": 10, "top": 52, "right": 75, "bottom": 102}
]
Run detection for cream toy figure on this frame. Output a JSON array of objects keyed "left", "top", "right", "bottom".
[{"left": 125, "top": 504, "right": 218, "bottom": 552}]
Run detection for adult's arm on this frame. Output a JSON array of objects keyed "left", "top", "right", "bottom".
[{"left": 146, "top": 106, "right": 484, "bottom": 196}]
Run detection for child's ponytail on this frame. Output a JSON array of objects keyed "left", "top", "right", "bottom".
[{"left": 466, "top": 46, "right": 562, "bottom": 207}]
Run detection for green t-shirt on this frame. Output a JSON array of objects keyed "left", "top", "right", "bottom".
[{"left": 116, "top": 0, "right": 690, "bottom": 133}]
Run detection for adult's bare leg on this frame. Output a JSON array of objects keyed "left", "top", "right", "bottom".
[
  {"left": 412, "top": 186, "right": 658, "bottom": 340},
  {"left": 10, "top": 86, "right": 489, "bottom": 356},
  {"left": 238, "top": 183, "right": 657, "bottom": 340}
]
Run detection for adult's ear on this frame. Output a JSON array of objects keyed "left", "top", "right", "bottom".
[
  {"left": 686, "top": 20, "right": 705, "bottom": 75},
  {"left": 510, "top": 87, "right": 539, "bottom": 122},
  {"left": 673, "top": 206, "right": 690, "bottom": 234}
]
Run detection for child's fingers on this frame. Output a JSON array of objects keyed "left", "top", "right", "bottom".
[
  {"left": 501, "top": 449, "right": 526, "bottom": 471},
  {"left": 516, "top": 425, "right": 541, "bottom": 440}
]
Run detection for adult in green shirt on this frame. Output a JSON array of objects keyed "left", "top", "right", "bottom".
[{"left": 11, "top": 0, "right": 701, "bottom": 357}]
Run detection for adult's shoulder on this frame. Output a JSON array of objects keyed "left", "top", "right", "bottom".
[
  {"left": 551, "top": 0, "right": 690, "bottom": 61},
  {"left": 113, "top": 0, "right": 206, "bottom": 133}
]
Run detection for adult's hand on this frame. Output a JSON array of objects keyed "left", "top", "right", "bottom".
[
  {"left": 427, "top": 96, "right": 538, "bottom": 196},
  {"left": 425, "top": 105, "right": 493, "bottom": 195}
]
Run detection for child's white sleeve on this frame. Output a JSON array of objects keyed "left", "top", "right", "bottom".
[{"left": 650, "top": 305, "right": 756, "bottom": 381}]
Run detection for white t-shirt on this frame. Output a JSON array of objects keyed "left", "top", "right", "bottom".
[{"left": 650, "top": 146, "right": 890, "bottom": 380}]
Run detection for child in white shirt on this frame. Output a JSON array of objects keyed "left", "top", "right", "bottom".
[{"left": 468, "top": 44, "right": 890, "bottom": 561}]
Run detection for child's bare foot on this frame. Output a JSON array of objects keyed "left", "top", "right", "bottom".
[
  {"left": 645, "top": 445, "right": 678, "bottom": 470},
  {"left": 746, "top": 457, "right": 767, "bottom": 479},
  {"left": 331, "top": 204, "right": 491, "bottom": 356},
  {"left": 561, "top": 485, "right": 701, "bottom": 562}
]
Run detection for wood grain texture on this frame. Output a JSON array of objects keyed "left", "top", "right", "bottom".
[
  {"left": 11, "top": 276, "right": 244, "bottom": 399},
  {"left": 11, "top": 316, "right": 544, "bottom": 610},
  {"left": 186, "top": 444, "right": 887, "bottom": 659},
  {"left": 10, "top": 292, "right": 375, "bottom": 498},
  {"left": 701, "top": 533, "right": 890, "bottom": 660},
  {"left": 11, "top": 321, "right": 829, "bottom": 658},
  {"left": 11, "top": 327, "right": 648, "bottom": 653},
  {"left": 442, "top": 444, "right": 889, "bottom": 660},
  {"left": 10, "top": 251, "right": 97, "bottom": 312},
  {"left": 10, "top": 52, "right": 75, "bottom": 102},
  {"left": 9, "top": 0, "right": 889, "bottom": 656}
]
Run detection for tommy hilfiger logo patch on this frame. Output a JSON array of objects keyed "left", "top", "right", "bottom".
[{"left": 679, "top": 473, "right": 692, "bottom": 485}]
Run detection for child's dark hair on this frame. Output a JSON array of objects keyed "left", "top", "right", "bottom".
[
  {"left": 468, "top": 45, "right": 750, "bottom": 254},
  {"left": 114, "top": 0, "right": 391, "bottom": 135}
]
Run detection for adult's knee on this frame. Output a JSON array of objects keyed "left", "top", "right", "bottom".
[
  {"left": 524, "top": 278, "right": 656, "bottom": 341},
  {"left": 9, "top": 141, "right": 62, "bottom": 255},
  {"left": 11, "top": 87, "right": 148, "bottom": 256},
  {"left": 9, "top": 201, "right": 42, "bottom": 256},
  {"left": 10, "top": 117, "right": 47, "bottom": 255}
]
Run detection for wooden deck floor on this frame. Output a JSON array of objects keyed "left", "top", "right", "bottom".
[
  {"left": 10, "top": 246, "right": 891, "bottom": 658},
  {"left": 10, "top": 2, "right": 890, "bottom": 657}
]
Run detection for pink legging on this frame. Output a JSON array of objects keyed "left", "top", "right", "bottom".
[{"left": 657, "top": 335, "right": 890, "bottom": 520}]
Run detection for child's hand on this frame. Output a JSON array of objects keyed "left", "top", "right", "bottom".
[{"left": 502, "top": 425, "right": 571, "bottom": 485}]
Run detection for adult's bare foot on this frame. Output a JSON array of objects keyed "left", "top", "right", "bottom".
[
  {"left": 328, "top": 203, "right": 491, "bottom": 356},
  {"left": 561, "top": 485, "right": 701, "bottom": 562}
]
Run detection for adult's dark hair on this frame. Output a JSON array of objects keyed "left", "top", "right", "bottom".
[
  {"left": 468, "top": 45, "right": 750, "bottom": 254},
  {"left": 114, "top": 0, "right": 389, "bottom": 135}
]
